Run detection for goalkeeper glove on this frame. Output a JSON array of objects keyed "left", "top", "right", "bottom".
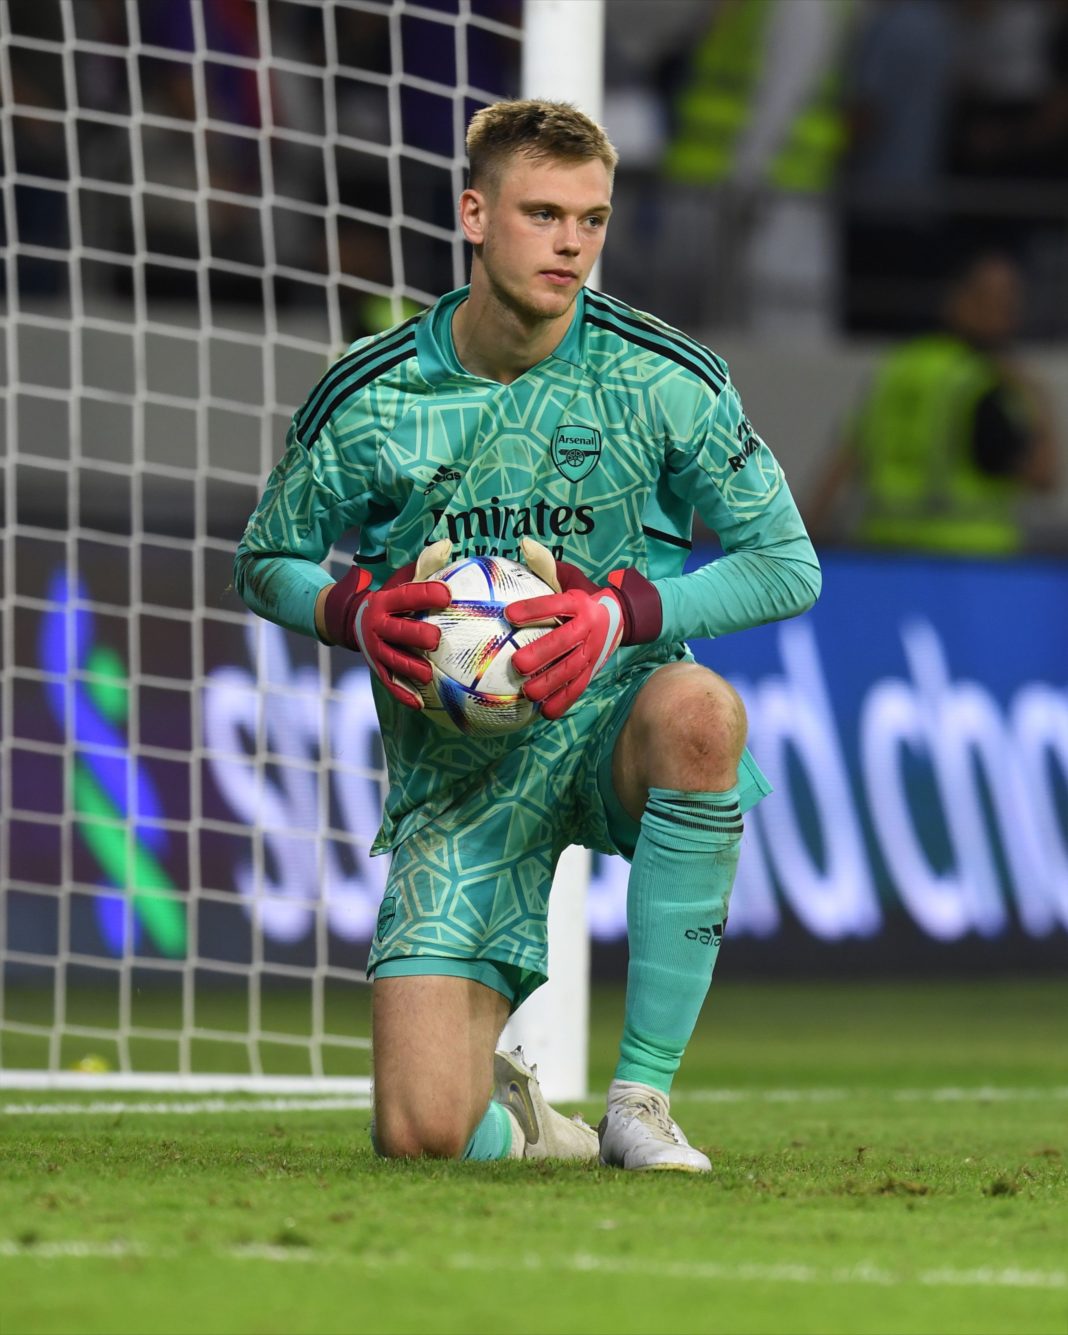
[
  {"left": 505, "top": 538, "right": 662, "bottom": 721},
  {"left": 322, "top": 539, "right": 453, "bottom": 710}
]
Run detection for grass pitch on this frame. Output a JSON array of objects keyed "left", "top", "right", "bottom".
[{"left": 1, "top": 979, "right": 1065, "bottom": 1335}]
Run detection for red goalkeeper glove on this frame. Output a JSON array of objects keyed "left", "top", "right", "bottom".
[
  {"left": 505, "top": 538, "right": 662, "bottom": 721},
  {"left": 322, "top": 539, "right": 452, "bottom": 710}
]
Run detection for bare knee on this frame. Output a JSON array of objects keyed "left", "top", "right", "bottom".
[
  {"left": 617, "top": 664, "right": 747, "bottom": 801},
  {"left": 661, "top": 671, "right": 747, "bottom": 769},
  {"left": 374, "top": 1104, "right": 474, "bottom": 1160},
  {"left": 370, "top": 975, "right": 508, "bottom": 1160}
]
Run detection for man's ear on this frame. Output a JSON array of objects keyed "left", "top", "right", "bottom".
[{"left": 459, "top": 187, "right": 486, "bottom": 247}]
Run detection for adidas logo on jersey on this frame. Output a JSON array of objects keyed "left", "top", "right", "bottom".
[{"left": 423, "top": 464, "right": 462, "bottom": 494}]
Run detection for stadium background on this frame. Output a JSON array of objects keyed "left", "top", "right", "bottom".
[{"left": 3, "top": 0, "right": 1067, "bottom": 1066}]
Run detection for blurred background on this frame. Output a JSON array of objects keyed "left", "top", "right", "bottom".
[
  {"left": 8, "top": 0, "right": 1068, "bottom": 543},
  {"left": 2, "top": 0, "right": 1066, "bottom": 1081}
]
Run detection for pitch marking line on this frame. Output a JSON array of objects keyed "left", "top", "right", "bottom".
[
  {"left": 0, "top": 1241, "right": 144, "bottom": 1260},
  {"left": 1, "top": 1241, "right": 1064, "bottom": 1291},
  {"left": 1, "top": 1096, "right": 373, "bottom": 1116},
  {"left": 4, "top": 1087, "right": 1068, "bottom": 1116},
  {"left": 676, "top": 1086, "right": 1068, "bottom": 1105}
]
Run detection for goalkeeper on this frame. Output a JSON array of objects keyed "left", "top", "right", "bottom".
[{"left": 234, "top": 99, "right": 821, "bottom": 1171}]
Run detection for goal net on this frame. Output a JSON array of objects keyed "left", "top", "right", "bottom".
[{"left": 1, "top": 0, "right": 588, "bottom": 1095}]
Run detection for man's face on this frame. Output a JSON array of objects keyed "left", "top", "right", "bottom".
[
  {"left": 950, "top": 257, "right": 1022, "bottom": 350},
  {"left": 462, "top": 152, "right": 613, "bottom": 322}
]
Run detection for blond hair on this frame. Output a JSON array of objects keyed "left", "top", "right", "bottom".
[{"left": 466, "top": 99, "right": 618, "bottom": 193}]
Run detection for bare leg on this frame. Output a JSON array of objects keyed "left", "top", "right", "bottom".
[{"left": 372, "top": 974, "right": 510, "bottom": 1159}]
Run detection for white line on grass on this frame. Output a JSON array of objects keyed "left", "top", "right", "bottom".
[
  {"left": 4, "top": 1086, "right": 1066, "bottom": 1117},
  {"left": 0, "top": 1073, "right": 371, "bottom": 1093},
  {"left": 0, "top": 1241, "right": 145, "bottom": 1260},
  {"left": 895, "top": 1086, "right": 1068, "bottom": 1102},
  {"left": 1, "top": 1240, "right": 1064, "bottom": 1291},
  {"left": 494, "top": 1253, "right": 1068, "bottom": 1293},
  {"left": 1, "top": 1096, "right": 372, "bottom": 1116},
  {"left": 674, "top": 1086, "right": 1068, "bottom": 1104}
]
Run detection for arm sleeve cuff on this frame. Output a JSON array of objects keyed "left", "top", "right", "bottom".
[{"left": 232, "top": 548, "right": 334, "bottom": 639}]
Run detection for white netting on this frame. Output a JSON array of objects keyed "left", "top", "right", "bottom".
[{"left": 0, "top": 0, "right": 523, "bottom": 1088}]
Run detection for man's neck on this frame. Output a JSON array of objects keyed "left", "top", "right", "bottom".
[{"left": 451, "top": 280, "right": 578, "bottom": 385}]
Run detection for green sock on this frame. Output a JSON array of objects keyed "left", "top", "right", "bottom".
[
  {"left": 615, "top": 785, "right": 743, "bottom": 1094},
  {"left": 462, "top": 1098, "right": 513, "bottom": 1161}
]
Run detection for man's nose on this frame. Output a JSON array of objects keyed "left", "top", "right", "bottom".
[{"left": 556, "top": 220, "right": 580, "bottom": 253}]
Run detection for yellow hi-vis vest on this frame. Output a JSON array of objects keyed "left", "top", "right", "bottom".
[
  {"left": 664, "top": 0, "right": 847, "bottom": 193},
  {"left": 854, "top": 335, "right": 1028, "bottom": 556}
]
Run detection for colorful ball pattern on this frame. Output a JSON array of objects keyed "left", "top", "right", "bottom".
[{"left": 413, "top": 555, "right": 555, "bottom": 735}]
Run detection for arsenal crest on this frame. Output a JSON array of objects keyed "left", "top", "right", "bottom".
[{"left": 551, "top": 425, "right": 602, "bottom": 483}]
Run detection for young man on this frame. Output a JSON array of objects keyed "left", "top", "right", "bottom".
[
  {"left": 235, "top": 100, "right": 821, "bottom": 1171},
  {"left": 806, "top": 250, "right": 1058, "bottom": 554}
]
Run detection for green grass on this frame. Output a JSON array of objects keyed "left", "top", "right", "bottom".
[{"left": 1, "top": 980, "right": 1066, "bottom": 1335}]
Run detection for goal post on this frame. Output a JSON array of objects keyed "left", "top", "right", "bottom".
[
  {"left": 500, "top": 0, "right": 606, "bottom": 1099},
  {"left": 0, "top": 0, "right": 604, "bottom": 1100}
]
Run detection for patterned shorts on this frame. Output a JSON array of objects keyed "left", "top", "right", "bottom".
[{"left": 368, "top": 646, "right": 771, "bottom": 1007}]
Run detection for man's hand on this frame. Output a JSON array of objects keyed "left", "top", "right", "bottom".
[
  {"left": 505, "top": 538, "right": 662, "bottom": 720},
  {"left": 321, "top": 539, "right": 453, "bottom": 709}
]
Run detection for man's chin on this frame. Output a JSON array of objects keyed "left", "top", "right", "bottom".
[
  {"left": 519, "top": 286, "right": 581, "bottom": 322},
  {"left": 487, "top": 273, "right": 583, "bottom": 325}
]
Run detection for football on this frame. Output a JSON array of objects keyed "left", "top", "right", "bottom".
[{"left": 413, "top": 555, "right": 555, "bottom": 735}]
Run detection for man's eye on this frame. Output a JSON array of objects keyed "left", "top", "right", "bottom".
[{"left": 531, "top": 209, "right": 553, "bottom": 221}]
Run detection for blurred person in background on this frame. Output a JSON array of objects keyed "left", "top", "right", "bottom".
[
  {"left": 660, "top": 0, "right": 854, "bottom": 335},
  {"left": 949, "top": 0, "right": 1068, "bottom": 185},
  {"left": 836, "top": 0, "right": 959, "bottom": 334},
  {"left": 806, "top": 250, "right": 1059, "bottom": 554},
  {"left": 599, "top": 0, "right": 711, "bottom": 316},
  {"left": 947, "top": 0, "right": 1068, "bottom": 336}
]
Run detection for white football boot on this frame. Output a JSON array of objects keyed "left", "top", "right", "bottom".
[
  {"left": 597, "top": 1079, "right": 712, "bottom": 1172},
  {"left": 493, "top": 1046, "right": 599, "bottom": 1161}
]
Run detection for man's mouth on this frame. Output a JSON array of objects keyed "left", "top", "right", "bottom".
[{"left": 541, "top": 269, "right": 578, "bottom": 285}]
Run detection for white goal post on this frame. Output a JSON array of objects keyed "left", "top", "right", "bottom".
[
  {"left": 499, "top": 0, "right": 606, "bottom": 1099},
  {"left": 0, "top": 0, "right": 604, "bottom": 1101}
]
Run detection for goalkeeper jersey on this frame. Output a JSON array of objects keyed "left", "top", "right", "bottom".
[{"left": 234, "top": 285, "right": 821, "bottom": 850}]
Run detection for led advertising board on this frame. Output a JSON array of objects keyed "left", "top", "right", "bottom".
[{"left": 7, "top": 551, "right": 1067, "bottom": 975}]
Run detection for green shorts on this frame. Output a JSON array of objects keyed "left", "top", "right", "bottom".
[{"left": 368, "top": 647, "right": 771, "bottom": 1008}]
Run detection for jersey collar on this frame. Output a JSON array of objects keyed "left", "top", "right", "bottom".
[{"left": 416, "top": 285, "right": 589, "bottom": 386}]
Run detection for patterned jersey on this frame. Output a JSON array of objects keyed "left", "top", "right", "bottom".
[{"left": 235, "top": 286, "right": 821, "bottom": 850}]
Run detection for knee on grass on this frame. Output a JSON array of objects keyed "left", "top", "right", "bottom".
[{"left": 372, "top": 1108, "right": 474, "bottom": 1160}]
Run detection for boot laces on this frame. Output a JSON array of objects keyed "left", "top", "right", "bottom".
[{"left": 616, "top": 1091, "right": 683, "bottom": 1145}]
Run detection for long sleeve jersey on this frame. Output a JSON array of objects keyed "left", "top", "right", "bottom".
[{"left": 234, "top": 285, "right": 821, "bottom": 850}]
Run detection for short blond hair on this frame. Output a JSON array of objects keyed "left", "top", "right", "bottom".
[{"left": 466, "top": 99, "right": 618, "bottom": 193}]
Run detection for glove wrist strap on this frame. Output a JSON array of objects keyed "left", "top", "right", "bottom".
[
  {"left": 323, "top": 566, "right": 373, "bottom": 648},
  {"left": 607, "top": 568, "right": 662, "bottom": 645}
]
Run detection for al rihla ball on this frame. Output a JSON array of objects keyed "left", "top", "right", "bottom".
[{"left": 412, "top": 555, "right": 555, "bottom": 735}]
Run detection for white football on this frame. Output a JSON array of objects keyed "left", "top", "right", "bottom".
[{"left": 413, "top": 555, "right": 555, "bottom": 735}]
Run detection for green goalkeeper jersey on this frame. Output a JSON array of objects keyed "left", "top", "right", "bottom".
[{"left": 234, "top": 286, "right": 821, "bottom": 850}]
